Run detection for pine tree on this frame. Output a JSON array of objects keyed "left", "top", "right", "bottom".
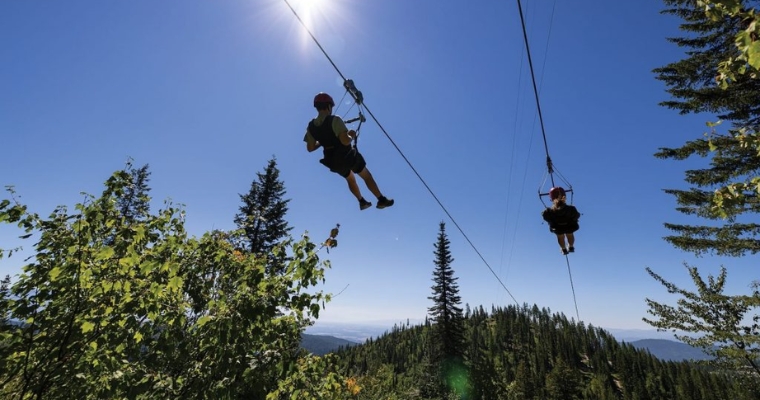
[
  {"left": 116, "top": 160, "right": 151, "bottom": 222},
  {"left": 647, "top": 0, "right": 760, "bottom": 376},
  {"left": 234, "top": 157, "right": 291, "bottom": 273},
  {"left": 653, "top": 0, "right": 760, "bottom": 256},
  {"left": 545, "top": 357, "right": 581, "bottom": 400},
  {"left": 427, "top": 222, "right": 466, "bottom": 397}
]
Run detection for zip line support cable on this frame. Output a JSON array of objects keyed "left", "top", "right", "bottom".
[
  {"left": 516, "top": 0, "right": 552, "bottom": 164},
  {"left": 282, "top": 0, "right": 519, "bottom": 306},
  {"left": 564, "top": 255, "right": 580, "bottom": 321},
  {"left": 515, "top": 0, "right": 580, "bottom": 320}
]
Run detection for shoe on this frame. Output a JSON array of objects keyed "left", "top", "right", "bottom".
[
  {"left": 359, "top": 199, "right": 372, "bottom": 210},
  {"left": 561, "top": 248, "right": 569, "bottom": 255},
  {"left": 569, "top": 246, "right": 575, "bottom": 253},
  {"left": 376, "top": 196, "right": 394, "bottom": 209}
]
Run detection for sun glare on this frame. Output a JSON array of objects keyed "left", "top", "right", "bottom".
[{"left": 291, "top": 0, "right": 327, "bottom": 29}]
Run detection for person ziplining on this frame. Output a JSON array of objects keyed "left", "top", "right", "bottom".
[
  {"left": 510, "top": 0, "right": 582, "bottom": 258},
  {"left": 541, "top": 186, "right": 580, "bottom": 255},
  {"left": 303, "top": 92, "right": 394, "bottom": 211}
]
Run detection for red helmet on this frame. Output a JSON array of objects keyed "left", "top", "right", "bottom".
[
  {"left": 549, "top": 186, "right": 566, "bottom": 200},
  {"left": 313, "top": 92, "right": 335, "bottom": 108}
]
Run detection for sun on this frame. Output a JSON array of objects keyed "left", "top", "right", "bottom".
[
  {"left": 289, "top": 0, "right": 328, "bottom": 29},
  {"left": 274, "top": 0, "right": 355, "bottom": 56},
  {"left": 291, "top": 0, "right": 326, "bottom": 14}
]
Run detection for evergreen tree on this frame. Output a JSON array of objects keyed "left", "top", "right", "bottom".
[
  {"left": 545, "top": 357, "right": 581, "bottom": 400},
  {"left": 234, "top": 157, "right": 291, "bottom": 273},
  {"left": 116, "top": 160, "right": 151, "bottom": 222},
  {"left": 699, "top": 1, "right": 760, "bottom": 87},
  {"left": 510, "top": 361, "right": 535, "bottom": 400},
  {"left": 653, "top": 0, "right": 760, "bottom": 256},
  {"left": 427, "top": 222, "right": 466, "bottom": 397},
  {"left": 647, "top": 0, "right": 760, "bottom": 376}
]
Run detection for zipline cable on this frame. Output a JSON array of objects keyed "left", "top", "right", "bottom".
[
  {"left": 564, "top": 254, "right": 580, "bottom": 320},
  {"left": 516, "top": 0, "right": 580, "bottom": 321},
  {"left": 500, "top": 0, "right": 556, "bottom": 297},
  {"left": 516, "top": 0, "right": 551, "bottom": 173},
  {"left": 283, "top": 0, "right": 519, "bottom": 306}
]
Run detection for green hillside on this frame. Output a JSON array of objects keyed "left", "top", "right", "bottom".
[{"left": 333, "top": 305, "right": 760, "bottom": 399}]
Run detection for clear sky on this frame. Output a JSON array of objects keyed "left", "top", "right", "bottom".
[{"left": 2, "top": 0, "right": 756, "bottom": 333}]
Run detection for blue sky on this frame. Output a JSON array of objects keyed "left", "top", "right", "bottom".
[{"left": 2, "top": 0, "right": 756, "bottom": 333}]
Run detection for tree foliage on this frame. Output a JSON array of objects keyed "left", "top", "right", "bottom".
[
  {"left": 426, "top": 222, "right": 466, "bottom": 397},
  {"left": 654, "top": 0, "right": 760, "bottom": 255},
  {"left": 645, "top": 265, "right": 760, "bottom": 375},
  {"left": 116, "top": 159, "right": 151, "bottom": 223},
  {"left": 647, "top": 0, "right": 760, "bottom": 377},
  {"left": 698, "top": 0, "right": 760, "bottom": 85},
  {"left": 336, "top": 305, "right": 760, "bottom": 399},
  {"left": 234, "top": 157, "right": 292, "bottom": 269},
  {"left": 0, "top": 167, "right": 353, "bottom": 399}
]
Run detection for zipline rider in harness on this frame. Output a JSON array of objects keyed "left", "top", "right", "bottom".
[
  {"left": 304, "top": 92, "right": 394, "bottom": 210},
  {"left": 541, "top": 186, "right": 580, "bottom": 255}
]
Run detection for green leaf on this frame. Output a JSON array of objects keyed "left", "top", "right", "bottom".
[
  {"left": 119, "top": 254, "right": 139, "bottom": 269},
  {"left": 49, "top": 267, "right": 62, "bottom": 281},
  {"left": 96, "top": 247, "right": 115, "bottom": 261},
  {"left": 197, "top": 315, "right": 213, "bottom": 327},
  {"left": 134, "top": 331, "right": 143, "bottom": 343},
  {"left": 82, "top": 321, "right": 95, "bottom": 333},
  {"left": 747, "top": 40, "right": 760, "bottom": 70},
  {"left": 167, "top": 276, "right": 183, "bottom": 293}
]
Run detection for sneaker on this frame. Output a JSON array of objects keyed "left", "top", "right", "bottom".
[
  {"left": 569, "top": 246, "right": 575, "bottom": 253},
  {"left": 561, "top": 248, "right": 569, "bottom": 255},
  {"left": 359, "top": 199, "right": 372, "bottom": 210},
  {"left": 376, "top": 196, "right": 394, "bottom": 209}
]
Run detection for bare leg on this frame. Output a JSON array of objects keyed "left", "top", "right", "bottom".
[
  {"left": 345, "top": 172, "right": 363, "bottom": 200},
  {"left": 357, "top": 168, "right": 383, "bottom": 198},
  {"left": 567, "top": 233, "right": 575, "bottom": 247},
  {"left": 556, "top": 234, "right": 567, "bottom": 249}
]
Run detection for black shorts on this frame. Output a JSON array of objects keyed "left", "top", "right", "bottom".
[
  {"left": 550, "top": 221, "right": 579, "bottom": 235},
  {"left": 320, "top": 148, "right": 367, "bottom": 178}
]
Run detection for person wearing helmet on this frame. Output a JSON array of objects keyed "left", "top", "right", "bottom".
[
  {"left": 304, "top": 92, "right": 394, "bottom": 210},
  {"left": 541, "top": 187, "right": 580, "bottom": 255}
]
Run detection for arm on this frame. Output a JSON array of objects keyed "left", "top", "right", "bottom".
[
  {"left": 570, "top": 206, "right": 580, "bottom": 220},
  {"left": 541, "top": 208, "right": 553, "bottom": 223},
  {"left": 304, "top": 131, "right": 321, "bottom": 152},
  {"left": 306, "top": 141, "right": 321, "bottom": 152},
  {"left": 338, "top": 129, "right": 356, "bottom": 146}
]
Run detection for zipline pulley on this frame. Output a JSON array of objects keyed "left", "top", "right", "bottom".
[
  {"left": 340, "top": 79, "right": 366, "bottom": 149},
  {"left": 538, "top": 156, "right": 574, "bottom": 207}
]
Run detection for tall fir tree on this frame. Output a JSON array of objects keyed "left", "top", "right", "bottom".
[
  {"left": 653, "top": 0, "right": 760, "bottom": 255},
  {"left": 234, "top": 157, "right": 292, "bottom": 272},
  {"left": 116, "top": 160, "right": 151, "bottom": 222},
  {"left": 427, "top": 222, "right": 466, "bottom": 397},
  {"left": 647, "top": 0, "right": 760, "bottom": 375}
]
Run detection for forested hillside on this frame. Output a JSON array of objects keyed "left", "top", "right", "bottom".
[{"left": 334, "top": 305, "right": 760, "bottom": 399}]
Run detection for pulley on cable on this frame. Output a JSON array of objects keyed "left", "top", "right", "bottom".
[
  {"left": 537, "top": 156, "right": 574, "bottom": 207},
  {"left": 335, "top": 79, "right": 366, "bottom": 150}
]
